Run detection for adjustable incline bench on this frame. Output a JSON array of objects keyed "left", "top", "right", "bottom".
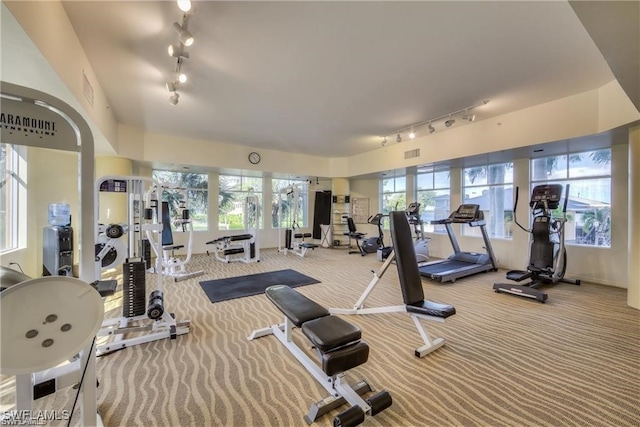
[
  {"left": 248, "top": 285, "right": 392, "bottom": 426},
  {"left": 331, "top": 211, "right": 456, "bottom": 357}
]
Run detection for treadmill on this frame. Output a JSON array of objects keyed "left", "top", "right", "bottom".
[{"left": 419, "top": 204, "right": 498, "bottom": 283}]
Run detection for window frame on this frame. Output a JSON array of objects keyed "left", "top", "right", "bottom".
[
  {"left": 151, "top": 170, "right": 209, "bottom": 232},
  {"left": 219, "top": 174, "right": 264, "bottom": 230},
  {"left": 0, "top": 144, "right": 24, "bottom": 253},
  {"left": 272, "top": 178, "right": 308, "bottom": 229},
  {"left": 416, "top": 168, "right": 451, "bottom": 234},
  {"left": 530, "top": 149, "right": 612, "bottom": 248},
  {"left": 462, "top": 162, "right": 514, "bottom": 239}
]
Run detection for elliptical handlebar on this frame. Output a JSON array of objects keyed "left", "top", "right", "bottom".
[{"left": 512, "top": 187, "right": 532, "bottom": 234}]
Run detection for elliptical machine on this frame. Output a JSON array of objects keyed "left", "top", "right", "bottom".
[
  {"left": 493, "top": 184, "right": 580, "bottom": 302},
  {"left": 405, "top": 202, "right": 431, "bottom": 263}
]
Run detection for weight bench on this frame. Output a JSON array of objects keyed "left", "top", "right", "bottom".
[
  {"left": 248, "top": 285, "right": 392, "bottom": 426},
  {"left": 331, "top": 211, "right": 456, "bottom": 357},
  {"left": 205, "top": 233, "right": 259, "bottom": 264},
  {"left": 290, "top": 232, "right": 318, "bottom": 258}
]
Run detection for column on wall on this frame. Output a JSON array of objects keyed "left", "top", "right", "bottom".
[
  {"left": 95, "top": 156, "right": 132, "bottom": 225},
  {"left": 406, "top": 170, "right": 416, "bottom": 204},
  {"left": 628, "top": 125, "right": 640, "bottom": 309},
  {"left": 332, "top": 177, "right": 350, "bottom": 196}
]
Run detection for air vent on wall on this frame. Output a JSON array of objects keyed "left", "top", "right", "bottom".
[{"left": 404, "top": 148, "right": 420, "bottom": 159}]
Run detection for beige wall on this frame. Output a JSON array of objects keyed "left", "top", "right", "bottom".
[{"left": 1, "top": 147, "right": 80, "bottom": 278}]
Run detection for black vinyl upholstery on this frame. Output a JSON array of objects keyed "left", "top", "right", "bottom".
[
  {"left": 265, "top": 285, "right": 329, "bottom": 327},
  {"left": 265, "top": 284, "right": 369, "bottom": 376},
  {"left": 390, "top": 211, "right": 425, "bottom": 305},
  {"left": 390, "top": 211, "right": 456, "bottom": 318}
]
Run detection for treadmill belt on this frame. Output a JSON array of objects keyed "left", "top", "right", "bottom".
[{"left": 419, "top": 261, "right": 475, "bottom": 276}]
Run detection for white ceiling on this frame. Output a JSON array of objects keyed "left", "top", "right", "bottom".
[{"left": 56, "top": 0, "right": 626, "bottom": 158}]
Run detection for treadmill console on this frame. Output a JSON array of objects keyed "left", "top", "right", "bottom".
[
  {"left": 450, "top": 204, "right": 481, "bottom": 222},
  {"left": 530, "top": 184, "right": 562, "bottom": 210}
]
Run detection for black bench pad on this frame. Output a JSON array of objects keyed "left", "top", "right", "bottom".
[
  {"left": 300, "top": 243, "right": 318, "bottom": 249},
  {"left": 406, "top": 300, "right": 456, "bottom": 318},
  {"left": 321, "top": 341, "right": 369, "bottom": 376},
  {"left": 265, "top": 285, "right": 329, "bottom": 327},
  {"left": 302, "top": 316, "right": 362, "bottom": 352},
  {"left": 229, "top": 234, "right": 253, "bottom": 241}
]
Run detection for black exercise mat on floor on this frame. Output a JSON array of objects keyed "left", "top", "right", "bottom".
[{"left": 199, "top": 269, "right": 321, "bottom": 303}]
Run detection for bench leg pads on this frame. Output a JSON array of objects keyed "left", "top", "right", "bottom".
[{"left": 322, "top": 342, "right": 369, "bottom": 377}]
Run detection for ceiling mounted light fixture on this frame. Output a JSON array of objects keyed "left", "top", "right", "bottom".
[
  {"left": 177, "top": 0, "right": 192, "bottom": 12},
  {"left": 380, "top": 100, "right": 489, "bottom": 142},
  {"left": 164, "top": 4, "right": 196, "bottom": 107},
  {"left": 381, "top": 136, "right": 388, "bottom": 147},
  {"left": 173, "top": 21, "right": 194, "bottom": 46},
  {"left": 168, "top": 44, "right": 190, "bottom": 58},
  {"left": 444, "top": 116, "right": 455, "bottom": 127}
]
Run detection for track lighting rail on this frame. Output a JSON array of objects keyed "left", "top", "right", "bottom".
[{"left": 382, "top": 100, "right": 489, "bottom": 145}]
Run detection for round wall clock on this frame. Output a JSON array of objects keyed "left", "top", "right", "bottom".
[{"left": 248, "top": 152, "right": 261, "bottom": 164}]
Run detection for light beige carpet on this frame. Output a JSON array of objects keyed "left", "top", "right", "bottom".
[{"left": 3, "top": 247, "right": 639, "bottom": 426}]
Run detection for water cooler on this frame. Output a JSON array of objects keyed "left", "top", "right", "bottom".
[{"left": 43, "top": 203, "right": 74, "bottom": 276}]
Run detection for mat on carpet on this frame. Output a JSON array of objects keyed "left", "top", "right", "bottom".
[{"left": 199, "top": 269, "right": 321, "bottom": 303}]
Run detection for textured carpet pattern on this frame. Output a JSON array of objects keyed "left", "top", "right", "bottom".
[{"left": 3, "top": 248, "right": 639, "bottom": 426}]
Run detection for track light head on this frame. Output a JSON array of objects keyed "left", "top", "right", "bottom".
[
  {"left": 169, "top": 92, "right": 180, "bottom": 106},
  {"left": 168, "top": 44, "right": 189, "bottom": 58},
  {"left": 177, "top": 72, "right": 187, "bottom": 84},
  {"left": 177, "top": 0, "right": 191, "bottom": 12},
  {"left": 444, "top": 116, "right": 456, "bottom": 127},
  {"left": 409, "top": 127, "right": 416, "bottom": 139},
  {"left": 428, "top": 123, "right": 435, "bottom": 134},
  {"left": 173, "top": 22, "right": 194, "bottom": 46},
  {"left": 166, "top": 82, "right": 176, "bottom": 92},
  {"left": 381, "top": 137, "right": 388, "bottom": 147},
  {"left": 396, "top": 133, "right": 402, "bottom": 143},
  {"left": 462, "top": 114, "right": 476, "bottom": 122}
]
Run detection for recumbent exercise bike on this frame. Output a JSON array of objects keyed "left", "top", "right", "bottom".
[{"left": 493, "top": 184, "right": 580, "bottom": 302}]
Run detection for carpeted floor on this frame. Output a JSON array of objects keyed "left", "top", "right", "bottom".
[{"left": 3, "top": 247, "right": 639, "bottom": 426}]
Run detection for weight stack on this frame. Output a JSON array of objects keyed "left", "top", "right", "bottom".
[
  {"left": 123, "top": 259, "right": 146, "bottom": 318},
  {"left": 140, "top": 239, "right": 152, "bottom": 270}
]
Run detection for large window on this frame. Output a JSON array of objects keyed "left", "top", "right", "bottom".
[
  {"left": 152, "top": 170, "right": 208, "bottom": 231},
  {"left": 272, "top": 179, "right": 308, "bottom": 229},
  {"left": 531, "top": 149, "right": 611, "bottom": 247},
  {"left": 379, "top": 176, "right": 406, "bottom": 229},
  {"left": 416, "top": 168, "right": 450, "bottom": 233},
  {"left": 0, "top": 144, "right": 25, "bottom": 252},
  {"left": 380, "top": 176, "right": 406, "bottom": 215},
  {"left": 219, "top": 175, "right": 263, "bottom": 230},
  {"left": 463, "top": 162, "right": 514, "bottom": 239}
]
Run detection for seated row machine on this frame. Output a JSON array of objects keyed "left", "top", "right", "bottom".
[
  {"left": 249, "top": 285, "right": 392, "bottom": 426},
  {"left": 206, "top": 233, "right": 259, "bottom": 264}
]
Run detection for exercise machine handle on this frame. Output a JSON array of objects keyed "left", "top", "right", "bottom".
[{"left": 512, "top": 186, "right": 531, "bottom": 234}]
